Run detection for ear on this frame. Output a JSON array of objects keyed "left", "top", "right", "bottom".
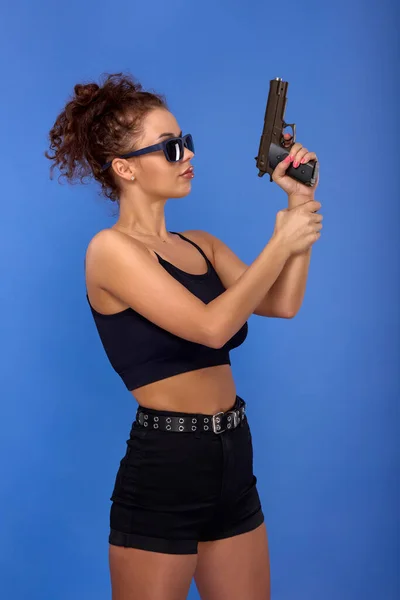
[{"left": 111, "top": 158, "right": 136, "bottom": 182}]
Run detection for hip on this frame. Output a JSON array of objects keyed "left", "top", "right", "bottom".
[{"left": 110, "top": 395, "right": 255, "bottom": 509}]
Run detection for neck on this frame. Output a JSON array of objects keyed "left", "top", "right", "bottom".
[{"left": 116, "top": 188, "right": 169, "bottom": 241}]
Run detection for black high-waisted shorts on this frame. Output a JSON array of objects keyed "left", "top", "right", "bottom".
[{"left": 109, "top": 395, "right": 264, "bottom": 554}]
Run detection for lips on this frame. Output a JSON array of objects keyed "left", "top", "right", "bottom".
[{"left": 181, "top": 166, "right": 194, "bottom": 176}]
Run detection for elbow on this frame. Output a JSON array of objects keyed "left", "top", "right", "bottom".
[
  {"left": 279, "top": 308, "right": 297, "bottom": 319},
  {"left": 206, "top": 326, "right": 226, "bottom": 350},
  {"left": 208, "top": 333, "right": 225, "bottom": 350}
]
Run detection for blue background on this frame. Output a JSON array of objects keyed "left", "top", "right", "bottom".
[{"left": 1, "top": 0, "right": 399, "bottom": 598}]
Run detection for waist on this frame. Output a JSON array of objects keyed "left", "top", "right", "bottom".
[
  {"left": 131, "top": 364, "right": 237, "bottom": 413},
  {"left": 135, "top": 395, "right": 246, "bottom": 435}
]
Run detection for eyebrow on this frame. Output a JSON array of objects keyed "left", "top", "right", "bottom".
[{"left": 157, "top": 130, "right": 182, "bottom": 141}]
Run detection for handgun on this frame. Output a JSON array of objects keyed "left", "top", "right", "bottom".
[{"left": 255, "top": 77, "right": 318, "bottom": 186}]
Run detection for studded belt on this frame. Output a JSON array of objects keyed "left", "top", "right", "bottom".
[{"left": 135, "top": 397, "right": 246, "bottom": 434}]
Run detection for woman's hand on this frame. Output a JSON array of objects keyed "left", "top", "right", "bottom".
[
  {"left": 272, "top": 134, "right": 319, "bottom": 205},
  {"left": 272, "top": 199, "right": 323, "bottom": 255}
]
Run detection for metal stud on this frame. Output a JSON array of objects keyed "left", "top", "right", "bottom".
[{"left": 179, "top": 425, "right": 184, "bottom": 432}]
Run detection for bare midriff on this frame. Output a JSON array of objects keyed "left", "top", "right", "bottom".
[{"left": 130, "top": 364, "right": 238, "bottom": 414}]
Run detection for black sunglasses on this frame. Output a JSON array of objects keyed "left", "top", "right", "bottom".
[{"left": 101, "top": 133, "right": 194, "bottom": 172}]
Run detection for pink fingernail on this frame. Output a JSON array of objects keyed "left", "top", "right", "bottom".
[
  {"left": 293, "top": 161, "right": 299, "bottom": 168},
  {"left": 284, "top": 155, "right": 291, "bottom": 163},
  {"left": 300, "top": 158, "right": 306, "bottom": 164}
]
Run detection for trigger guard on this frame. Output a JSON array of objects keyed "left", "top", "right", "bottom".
[{"left": 282, "top": 122, "right": 296, "bottom": 147}]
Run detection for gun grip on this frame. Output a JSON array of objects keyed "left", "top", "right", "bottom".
[{"left": 269, "top": 143, "right": 319, "bottom": 187}]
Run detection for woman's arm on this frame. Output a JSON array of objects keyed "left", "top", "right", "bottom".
[
  {"left": 263, "top": 248, "right": 312, "bottom": 318},
  {"left": 187, "top": 230, "right": 294, "bottom": 319},
  {"left": 86, "top": 227, "right": 291, "bottom": 349}
]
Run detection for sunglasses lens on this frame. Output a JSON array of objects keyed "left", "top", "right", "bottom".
[
  {"left": 184, "top": 134, "right": 194, "bottom": 153},
  {"left": 164, "top": 135, "right": 194, "bottom": 162},
  {"left": 165, "top": 139, "right": 183, "bottom": 162}
]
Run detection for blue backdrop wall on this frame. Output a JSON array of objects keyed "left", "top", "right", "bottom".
[{"left": 1, "top": 0, "right": 398, "bottom": 598}]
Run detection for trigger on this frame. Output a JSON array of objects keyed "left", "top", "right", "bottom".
[{"left": 282, "top": 122, "right": 296, "bottom": 147}]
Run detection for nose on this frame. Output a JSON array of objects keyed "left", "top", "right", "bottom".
[{"left": 182, "top": 145, "right": 194, "bottom": 161}]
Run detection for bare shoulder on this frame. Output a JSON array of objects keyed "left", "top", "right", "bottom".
[
  {"left": 86, "top": 227, "right": 147, "bottom": 254},
  {"left": 86, "top": 227, "right": 151, "bottom": 261},
  {"left": 179, "top": 229, "right": 216, "bottom": 263},
  {"left": 181, "top": 229, "right": 249, "bottom": 291},
  {"left": 180, "top": 229, "right": 230, "bottom": 251},
  {"left": 85, "top": 228, "right": 152, "bottom": 286}
]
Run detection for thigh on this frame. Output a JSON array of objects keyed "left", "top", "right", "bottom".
[
  {"left": 109, "top": 544, "right": 197, "bottom": 600},
  {"left": 194, "top": 523, "right": 271, "bottom": 600}
]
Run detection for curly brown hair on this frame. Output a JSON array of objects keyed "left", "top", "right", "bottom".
[{"left": 45, "top": 72, "right": 167, "bottom": 203}]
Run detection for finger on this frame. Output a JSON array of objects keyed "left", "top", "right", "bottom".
[
  {"left": 301, "top": 200, "right": 322, "bottom": 212},
  {"left": 312, "top": 200, "right": 322, "bottom": 212},
  {"left": 282, "top": 133, "right": 294, "bottom": 148},
  {"left": 310, "top": 225, "right": 322, "bottom": 240},
  {"left": 299, "top": 151, "right": 318, "bottom": 165},
  {"left": 292, "top": 147, "right": 309, "bottom": 168},
  {"left": 310, "top": 212, "right": 323, "bottom": 222},
  {"left": 288, "top": 142, "right": 303, "bottom": 159}
]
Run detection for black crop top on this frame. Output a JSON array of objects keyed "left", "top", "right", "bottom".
[{"left": 86, "top": 231, "right": 248, "bottom": 391}]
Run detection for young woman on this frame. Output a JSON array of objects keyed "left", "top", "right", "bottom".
[{"left": 46, "top": 72, "right": 322, "bottom": 600}]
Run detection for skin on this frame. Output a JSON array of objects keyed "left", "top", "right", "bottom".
[{"left": 85, "top": 108, "right": 320, "bottom": 600}]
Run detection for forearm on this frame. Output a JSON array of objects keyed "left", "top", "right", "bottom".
[
  {"left": 208, "top": 235, "right": 290, "bottom": 347},
  {"left": 265, "top": 192, "right": 317, "bottom": 316},
  {"left": 266, "top": 247, "right": 312, "bottom": 317}
]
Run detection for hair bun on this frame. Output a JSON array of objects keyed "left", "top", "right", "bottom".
[
  {"left": 74, "top": 82, "right": 100, "bottom": 106},
  {"left": 46, "top": 72, "right": 167, "bottom": 204}
]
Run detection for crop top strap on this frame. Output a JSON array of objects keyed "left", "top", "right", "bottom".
[{"left": 170, "top": 231, "right": 211, "bottom": 264}]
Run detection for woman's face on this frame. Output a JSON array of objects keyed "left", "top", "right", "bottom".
[{"left": 113, "top": 108, "right": 195, "bottom": 199}]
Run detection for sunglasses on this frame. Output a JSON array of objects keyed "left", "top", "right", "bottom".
[{"left": 101, "top": 133, "right": 194, "bottom": 172}]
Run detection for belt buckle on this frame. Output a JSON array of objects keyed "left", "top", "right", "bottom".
[
  {"left": 212, "top": 412, "right": 225, "bottom": 434},
  {"left": 226, "top": 410, "right": 239, "bottom": 428}
]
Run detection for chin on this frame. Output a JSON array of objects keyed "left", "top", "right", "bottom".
[{"left": 170, "top": 184, "right": 192, "bottom": 199}]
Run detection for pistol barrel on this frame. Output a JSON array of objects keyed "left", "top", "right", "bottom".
[{"left": 255, "top": 78, "right": 289, "bottom": 178}]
